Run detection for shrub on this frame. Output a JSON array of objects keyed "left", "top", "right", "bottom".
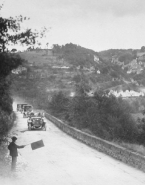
[
  {"left": 45, "top": 89, "right": 140, "bottom": 143},
  {"left": 48, "top": 91, "right": 70, "bottom": 117},
  {"left": 0, "top": 109, "right": 16, "bottom": 144},
  {"left": 67, "top": 92, "right": 138, "bottom": 142}
]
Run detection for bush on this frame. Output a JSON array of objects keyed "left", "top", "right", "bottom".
[
  {"left": 69, "top": 93, "right": 137, "bottom": 142},
  {"left": 136, "top": 123, "right": 145, "bottom": 145},
  {"left": 0, "top": 109, "right": 16, "bottom": 144},
  {"left": 48, "top": 91, "right": 70, "bottom": 117},
  {"left": 0, "top": 53, "right": 23, "bottom": 143},
  {"left": 48, "top": 90, "right": 138, "bottom": 142}
]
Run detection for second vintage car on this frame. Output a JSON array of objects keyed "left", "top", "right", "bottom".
[{"left": 23, "top": 105, "right": 33, "bottom": 118}]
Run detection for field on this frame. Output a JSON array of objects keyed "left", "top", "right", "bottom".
[{"left": 18, "top": 50, "right": 57, "bottom": 66}]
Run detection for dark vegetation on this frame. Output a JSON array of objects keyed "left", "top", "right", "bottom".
[
  {"left": 52, "top": 43, "right": 103, "bottom": 73},
  {"left": 48, "top": 90, "right": 137, "bottom": 142},
  {"left": 0, "top": 53, "right": 23, "bottom": 143},
  {"left": 47, "top": 90, "right": 145, "bottom": 146},
  {"left": 98, "top": 49, "right": 137, "bottom": 63},
  {"left": 0, "top": 5, "right": 46, "bottom": 143}
]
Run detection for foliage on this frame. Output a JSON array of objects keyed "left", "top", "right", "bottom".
[
  {"left": 98, "top": 49, "right": 135, "bottom": 63},
  {"left": 110, "top": 70, "right": 119, "bottom": 78},
  {"left": 0, "top": 15, "right": 29, "bottom": 52},
  {"left": 72, "top": 74, "right": 81, "bottom": 83},
  {"left": 100, "top": 65, "right": 110, "bottom": 75},
  {"left": 0, "top": 53, "right": 23, "bottom": 77},
  {"left": 0, "top": 54, "right": 21, "bottom": 141},
  {"left": 0, "top": 8, "right": 47, "bottom": 142},
  {"left": 0, "top": 15, "right": 48, "bottom": 52},
  {"left": 140, "top": 46, "right": 145, "bottom": 52},
  {"left": 118, "top": 52, "right": 134, "bottom": 64},
  {"left": 52, "top": 43, "right": 97, "bottom": 68},
  {"left": 48, "top": 91, "right": 69, "bottom": 116},
  {"left": 48, "top": 90, "right": 139, "bottom": 143}
]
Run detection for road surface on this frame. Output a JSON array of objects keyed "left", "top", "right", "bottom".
[{"left": 1, "top": 101, "right": 145, "bottom": 185}]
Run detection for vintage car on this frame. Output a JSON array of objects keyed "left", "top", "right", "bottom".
[
  {"left": 27, "top": 116, "right": 46, "bottom": 131},
  {"left": 23, "top": 105, "right": 33, "bottom": 118},
  {"left": 17, "top": 104, "right": 27, "bottom": 112}
]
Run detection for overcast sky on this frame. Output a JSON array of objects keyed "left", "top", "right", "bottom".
[{"left": 1, "top": 0, "right": 145, "bottom": 51}]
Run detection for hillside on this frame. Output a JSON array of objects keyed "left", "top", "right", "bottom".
[
  {"left": 18, "top": 49, "right": 57, "bottom": 66},
  {"left": 15, "top": 44, "right": 145, "bottom": 95}
]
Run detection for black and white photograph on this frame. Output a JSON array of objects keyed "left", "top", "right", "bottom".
[{"left": 1, "top": 0, "right": 145, "bottom": 184}]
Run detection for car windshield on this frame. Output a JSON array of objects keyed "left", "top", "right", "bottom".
[{"left": 31, "top": 117, "right": 42, "bottom": 119}]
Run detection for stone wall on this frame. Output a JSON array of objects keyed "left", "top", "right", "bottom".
[{"left": 45, "top": 113, "right": 145, "bottom": 172}]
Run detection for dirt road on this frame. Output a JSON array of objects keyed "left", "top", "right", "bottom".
[{"left": 1, "top": 101, "right": 145, "bottom": 185}]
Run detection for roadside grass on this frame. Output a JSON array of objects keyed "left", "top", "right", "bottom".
[
  {"left": 115, "top": 141, "right": 145, "bottom": 156},
  {"left": 82, "top": 127, "right": 145, "bottom": 156},
  {"left": 51, "top": 112, "right": 145, "bottom": 157},
  {"left": 81, "top": 127, "right": 145, "bottom": 156}
]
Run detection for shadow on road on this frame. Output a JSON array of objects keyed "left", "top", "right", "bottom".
[{"left": 20, "top": 129, "right": 46, "bottom": 133}]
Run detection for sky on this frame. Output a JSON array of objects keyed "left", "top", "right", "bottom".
[{"left": 1, "top": 0, "right": 145, "bottom": 51}]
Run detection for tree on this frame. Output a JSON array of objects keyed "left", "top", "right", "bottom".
[
  {"left": 110, "top": 71, "right": 119, "bottom": 78},
  {"left": 140, "top": 46, "right": 145, "bottom": 52},
  {"left": 52, "top": 44, "right": 62, "bottom": 54},
  {"left": 0, "top": 53, "right": 23, "bottom": 77},
  {"left": 118, "top": 52, "right": 133, "bottom": 64},
  {"left": 0, "top": 7, "right": 48, "bottom": 141},
  {"left": 0, "top": 13, "right": 48, "bottom": 52}
]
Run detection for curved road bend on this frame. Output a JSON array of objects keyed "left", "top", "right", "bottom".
[{"left": 1, "top": 102, "right": 145, "bottom": 185}]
